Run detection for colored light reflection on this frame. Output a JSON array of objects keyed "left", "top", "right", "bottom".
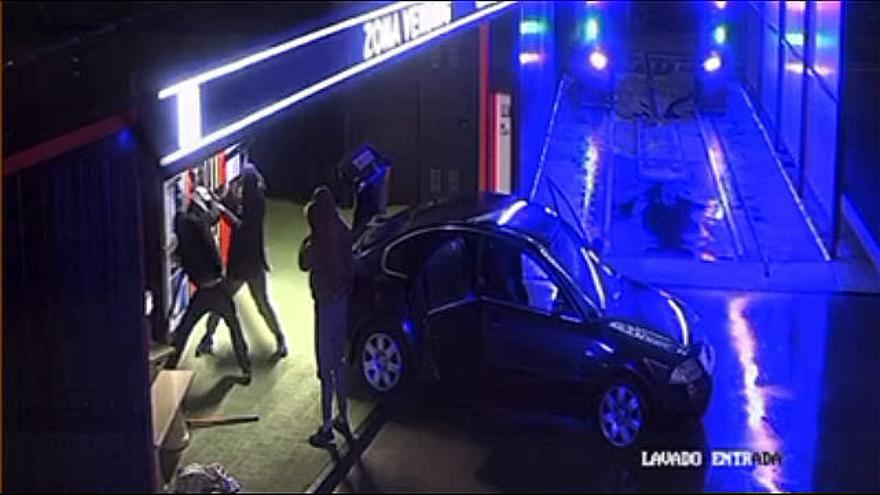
[
  {"left": 585, "top": 17, "right": 600, "bottom": 42},
  {"left": 582, "top": 140, "right": 599, "bottom": 228},
  {"left": 589, "top": 49, "right": 608, "bottom": 70},
  {"left": 784, "top": 61, "right": 832, "bottom": 77},
  {"left": 519, "top": 51, "right": 544, "bottom": 65},
  {"left": 713, "top": 24, "right": 727, "bottom": 45},
  {"left": 714, "top": 0, "right": 727, "bottom": 9},
  {"left": 703, "top": 52, "right": 722, "bottom": 72},
  {"left": 520, "top": 19, "right": 547, "bottom": 35},
  {"left": 786, "top": 1, "right": 806, "bottom": 12},
  {"left": 727, "top": 297, "right": 784, "bottom": 493},
  {"left": 497, "top": 199, "right": 528, "bottom": 225},
  {"left": 785, "top": 32, "right": 836, "bottom": 48}
]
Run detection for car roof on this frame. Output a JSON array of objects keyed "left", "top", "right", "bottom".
[
  {"left": 356, "top": 193, "right": 577, "bottom": 253},
  {"left": 408, "top": 193, "right": 519, "bottom": 228}
]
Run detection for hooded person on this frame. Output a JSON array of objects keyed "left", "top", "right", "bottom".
[
  {"left": 198, "top": 164, "right": 288, "bottom": 359},
  {"left": 166, "top": 184, "right": 251, "bottom": 382},
  {"left": 299, "top": 186, "right": 354, "bottom": 448}
]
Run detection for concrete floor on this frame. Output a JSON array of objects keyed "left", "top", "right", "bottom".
[
  {"left": 338, "top": 290, "right": 880, "bottom": 493},
  {"left": 174, "top": 200, "right": 374, "bottom": 492}
]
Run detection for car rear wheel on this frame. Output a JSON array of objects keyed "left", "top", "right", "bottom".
[
  {"left": 358, "top": 329, "right": 409, "bottom": 395},
  {"left": 597, "top": 381, "right": 648, "bottom": 448}
]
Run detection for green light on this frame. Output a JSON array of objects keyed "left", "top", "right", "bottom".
[
  {"left": 520, "top": 20, "right": 546, "bottom": 35},
  {"left": 585, "top": 17, "right": 600, "bottom": 42},
  {"left": 713, "top": 24, "right": 727, "bottom": 45}
]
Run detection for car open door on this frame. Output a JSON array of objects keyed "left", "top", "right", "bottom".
[{"left": 406, "top": 233, "right": 483, "bottom": 384}]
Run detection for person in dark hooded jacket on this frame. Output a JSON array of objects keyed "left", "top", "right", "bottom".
[
  {"left": 166, "top": 186, "right": 251, "bottom": 382},
  {"left": 196, "top": 164, "right": 288, "bottom": 358},
  {"left": 299, "top": 186, "right": 354, "bottom": 448}
]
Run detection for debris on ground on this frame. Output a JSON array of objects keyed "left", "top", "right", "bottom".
[{"left": 172, "top": 463, "right": 242, "bottom": 493}]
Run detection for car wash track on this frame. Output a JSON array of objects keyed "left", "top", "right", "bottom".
[{"left": 532, "top": 49, "right": 876, "bottom": 293}]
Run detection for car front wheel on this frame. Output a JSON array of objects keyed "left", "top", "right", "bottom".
[
  {"left": 597, "top": 380, "right": 648, "bottom": 448},
  {"left": 358, "top": 329, "right": 409, "bottom": 395}
]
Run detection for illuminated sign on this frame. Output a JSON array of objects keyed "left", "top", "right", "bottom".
[
  {"left": 363, "top": 2, "right": 453, "bottom": 60},
  {"left": 157, "top": 1, "right": 516, "bottom": 166}
]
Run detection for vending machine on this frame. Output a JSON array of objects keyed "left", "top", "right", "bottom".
[{"left": 161, "top": 145, "right": 244, "bottom": 331}]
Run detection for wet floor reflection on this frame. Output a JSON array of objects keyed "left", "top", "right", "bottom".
[
  {"left": 617, "top": 182, "right": 726, "bottom": 258},
  {"left": 725, "top": 296, "right": 784, "bottom": 492},
  {"left": 342, "top": 291, "right": 880, "bottom": 493}
]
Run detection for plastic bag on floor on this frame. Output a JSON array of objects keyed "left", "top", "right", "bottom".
[{"left": 173, "top": 463, "right": 242, "bottom": 493}]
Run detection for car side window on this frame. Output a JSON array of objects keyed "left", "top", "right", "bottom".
[
  {"left": 416, "top": 236, "right": 476, "bottom": 311},
  {"left": 478, "top": 237, "right": 579, "bottom": 319},
  {"left": 384, "top": 231, "right": 454, "bottom": 278}
]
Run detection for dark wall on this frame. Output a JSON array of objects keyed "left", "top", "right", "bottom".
[
  {"left": 841, "top": 3, "right": 880, "bottom": 248},
  {"left": 255, "top": 27, "right": 482, "bottom": 207},
  {"left": 3, "top": 130, "right": 154, "bottom": 491}
]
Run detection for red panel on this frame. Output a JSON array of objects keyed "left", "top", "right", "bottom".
[
  {"left": 218, "top": 151, "right": 231, "bottom": 265},
  {"left": 3, "top": 113, "right": 132, "bottom": 175},
  {"left": 478, "top": 23, "right": 490, "bottom": 192}
]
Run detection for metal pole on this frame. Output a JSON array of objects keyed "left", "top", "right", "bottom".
[
  {"left": 773, "top": 2, "right": 786, "bottom": 151},
  {"left": 830, "top": 1, "right": 848, "bottom": 259},
  {"left": 796, "top": 0, "right": 815, "bottom": 196}
]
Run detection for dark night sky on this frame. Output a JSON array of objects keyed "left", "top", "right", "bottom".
[{"left": 2, "top": 1, "right": 378, "bottom": 154}]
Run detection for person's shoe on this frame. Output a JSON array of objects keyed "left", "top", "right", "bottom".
[
  {"left": 233, "top": 367, "right": 252, "bottom": 385},
  {"left": 195, "top": 338, "right": 214, "bottom": 357},
  {"left": 308, "top": 428, "right": 335, "bottom": 449},
  {"left": 332, "top": 417, "right": 353, "bottom": 441},
  {"left": 273, "top": 341, "right": 289, "bottom": 359}
]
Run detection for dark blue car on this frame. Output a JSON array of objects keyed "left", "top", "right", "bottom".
[{"left": 349, "top": 194, "right": 714, "bottom": 448}]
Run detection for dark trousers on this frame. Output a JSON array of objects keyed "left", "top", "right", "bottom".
[
  {"left": 316, "top": 294, "right": 349, "bottom": 430},
  {"left": 202, "top": 271, "right": 285, "bottom": 346},
  {"left": 167, "top": 283, "right": 250, "bottom": 372}
]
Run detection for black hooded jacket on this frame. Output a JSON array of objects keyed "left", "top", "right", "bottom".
[
  {"left": 175, "top": 206, "right": 224, "bottom": 287},
  {"left": 225, "top": 167, "right": 271, "bottom": 280},
  {"left": 299, "top": 188, "right": 354, "bottom": 300}
]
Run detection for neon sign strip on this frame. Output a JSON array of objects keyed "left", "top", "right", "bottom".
[
  {"left": 158, "top": 2, "right": 417, "bottom": 99},
  {"left": 160, "top": 1, "right": 516, "bottom": 166}
]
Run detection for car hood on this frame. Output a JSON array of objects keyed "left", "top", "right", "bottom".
[{"left": 603, "top": 278, "right": 691, "bottom": 347}]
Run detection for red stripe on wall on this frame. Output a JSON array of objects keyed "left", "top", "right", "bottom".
[
  {"left": 219, "top": 151, "right": 231, "bottom": 265},
  {"left": 478, "top": 23, "right": 490, "bottom": 192},
  {"left": 3, "top": 113, "right": 133, "bottom": 175}
]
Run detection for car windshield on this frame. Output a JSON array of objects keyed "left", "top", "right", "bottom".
[{"left": 546, "top": 223, "right": 621, "bottom": 311}]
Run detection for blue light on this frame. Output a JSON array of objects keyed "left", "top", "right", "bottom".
[
  {"left": 597, "top": 341, "right": 615, "bottom": 354},
  {"left": 116, "top": 129, "right": 135, "bottom": 150}
]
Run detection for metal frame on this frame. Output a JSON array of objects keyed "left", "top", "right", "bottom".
[
  {"left": 755, "top": 1, "right": 844, "bottom": 259},
  {"left": 796, "top": 0, "right": 815, "bottom": 196},
  {"left": 829, "top": 0, "right": 847, "bottom": 257}
]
